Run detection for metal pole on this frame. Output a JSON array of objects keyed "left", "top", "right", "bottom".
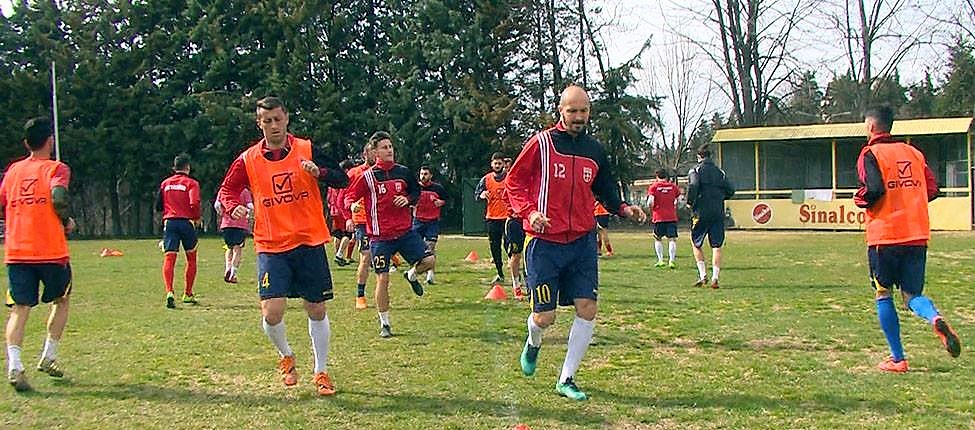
[{"left": 51, "top": 60, "right": 61, "bottom": 161}]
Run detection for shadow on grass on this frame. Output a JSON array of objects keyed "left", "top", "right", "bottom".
[
  {"left": 36, "top": 381, "right": 607, "bottom": 427},
  {"left": 585, "top": 387, "right": 917, "bottom": 415},
  {"left": 334, "top": 388, "right": 608, "bottom": 427}
]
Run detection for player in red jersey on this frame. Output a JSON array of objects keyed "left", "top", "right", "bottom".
[
  {"left": 412, "top": 165, "right": 447, "bottom": 284},
  {"left": 646, "top": 169, "right": 681, "bottom": 269},
  {"left": 156, "top": 154, "right": 201, "bottom": 308},
  {"left": 214, "top": 188, "right": 253, "bottom": 284}
]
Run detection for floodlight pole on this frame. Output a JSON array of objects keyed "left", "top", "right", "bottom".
[{"left": 51, "top": 60, "right": 61, "bottom": 161}]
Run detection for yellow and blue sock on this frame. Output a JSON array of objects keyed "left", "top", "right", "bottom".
[
  {"left": 877, "top": 297, "right": 904, "bottom": 361},
  {"left": 907, "top": 295, "right": 939, "bottom": 324}
]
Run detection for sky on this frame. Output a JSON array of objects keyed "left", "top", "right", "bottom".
[{"left": 0, "top": 0, "right": 11, "bottom": 18}]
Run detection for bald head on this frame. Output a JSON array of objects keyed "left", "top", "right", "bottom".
[{"left": 558, "top": 85, "right": 591, "bottom": 135}]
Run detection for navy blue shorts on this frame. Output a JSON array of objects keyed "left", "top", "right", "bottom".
[
  {"left": 6, "top": 263, "right": 72, "bottom": 307},
  {"left": 256, "top": 245, "right": 334, "bottom": 303},
  {"left": 163, "top": 219, "right": 198, "bottom": 252},
  {"left": 525, "top": 232, "right": 598, "bottom": 313},
  {"left": 411, "top": 219, "right": 440, "bottom": 242},
  {"left": 370, "top": 231, "right": 432, "bottom": 274},
  {"left": 355, "top": 224, "right": 370, "bottom": 254},
  {"left": 595, "top": 215, "right": 610, "bottom": 229},
  {"left": 504, "top": 218, "right": 525, "bottom": 256},
  {"left": 222, "top": 227, "right": 248, "bottom": 247},
  {"left": 868, "top": 245, "right": 926, "bottom": 297},
  {"left": 691, "top": 217, "right": 725, "bottom": 248},
  {"left": 653, "top": 222, "right": 678, "bottom": 240}
]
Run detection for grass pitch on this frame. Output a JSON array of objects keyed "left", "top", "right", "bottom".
[{"left": 2, "top": 231, "right": 974, "bottom": 429}]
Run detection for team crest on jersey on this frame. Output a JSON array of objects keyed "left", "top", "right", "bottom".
[
  {"left": 583, "top": 167, "right": 593, "bottom": 183},
  {"left": 395, "top": 182, "right": 402, "bottom": 192}
]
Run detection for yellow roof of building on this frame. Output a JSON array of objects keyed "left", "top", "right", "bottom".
[{"left": 713, "top": 117, "right": 973, "bottom": 142}]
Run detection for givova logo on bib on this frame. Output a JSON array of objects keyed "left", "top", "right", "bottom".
[{"left": 263, "top": 172, "right": 310, "bottom": 207}]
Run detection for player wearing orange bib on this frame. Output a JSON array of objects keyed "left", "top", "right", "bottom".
[
  {"left": 217, "top": 97, "right": 349, "bottom": 396},
  {"left": 475, "top": 152, "right": 510, "bottom": 283},
  {"left": 854, "top": 105, "right": 961, "bottom": 372},
  {"left": 340, "top": 142, "right": 377, "bottom": 310},
  {"left": 3, "top": 118, "right": 75, "bottom": 391}
]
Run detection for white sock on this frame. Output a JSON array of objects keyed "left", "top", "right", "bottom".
[
  {"left": 379, "top": 311, "right": 391, "bottom": 327},
  {"left": 42, "top": 336, "right": 59, "bottom": 361},
  {"left": 668, "top": 241, "right": 677, "bottom": 262},
  {"left": 696, "top": 260, "right": 707, "bottom": 280},
  {"left": 654, "top": 241, "right": 664, "bottom": 262},
  {"left": 426, "top": 270, "right": 434, "bottom": 282},
  {"left": 406, "top": 268, "right": 417, "bottom": 282},
  {"left": 308, "top": 316, "right": 330, "bottom": 373},
  {"left": 712, "top": 266, "right": 721, "bottom": 281},
  {"left": 262, "top": 318, "right": 293, "bottom": 357},
  {"left": 6, "top": 345, "right": 23, "bottom": 372},
  {"left": 559, "top": 317, "right": 595, "bottom": 383},
  {"left": 527, "top": 314, "right": 544, "bottom": 347}
]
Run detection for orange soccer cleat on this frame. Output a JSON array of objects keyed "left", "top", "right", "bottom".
[
  {"left": 932, "top": 316, "right": 961, "bottom": 358},
  {"left": 314, "top": 372, "right": 336, "bottom": 396},
  {"left": 279, "top": 355, "right": 298, "bottom": 386},
  {"left": 876, "top": 356, "right": 909, "bottom": 373},
  {"left": 355, "top": 296, "right": 368, "bottom": 310}
]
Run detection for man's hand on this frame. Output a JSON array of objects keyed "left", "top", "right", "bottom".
[
  {"left": 393, "top": 195, "right": 409, "bottom": 207},
  {"left": 300, "top": 159, "right": 320, "bottom": 177},
  {"left": 621, "top": 205, "right": 647, "bottom": 223},
  {"left": 528, "top": 211, "right": 551, "bottom": 233},
  {"left": 191, "top": 218, "right": 203, "bottom": 229},
  {"left": 345, "top": 219, "right": 355, "bottom": 232},
  {"left": 479, "top": 190, "right": 489, "bottom": 200},
  {"left": 231, "top": 204, "right": 249, "bottom": 220},
  {"left": 64, "top": 217, "right": 76, "bottom": 235},
  {"left": 351, "top": 201, "right": 362, "bottom": 212},
  {"left": 433, "top": 199, "right": 446, "bottom": 207}
]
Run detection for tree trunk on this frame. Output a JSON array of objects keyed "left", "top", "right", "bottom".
[
  {"left": 547, "top": 0, "right": 563, "bottom": 91},
  {"left": 110, "top": 175, "right": 122, "bottom": 236}
]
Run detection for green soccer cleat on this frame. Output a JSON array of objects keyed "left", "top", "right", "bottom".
[
  {"left": 520, "top": 341, "right": 540, "bottom": 376},
  {"left": 654, "top": 261, "right": 666, "bottom": 268},
  {"left": 37, "top": 357, "right": 64, "bottom": 378},
  {"left": 556, "top": 377, "right": 588, "bottom": 401},
  {"left": 182, "top": 293, "right": 197, "bottom": 304},
  {"left": 668, "top": 261, "right": 677, "bottom": 270},
  {"left": 166, "top": 292, "right": 176, "bottom": 309},
  {"left": 8, "top": 369, "right": 31, "bottom": 392}
]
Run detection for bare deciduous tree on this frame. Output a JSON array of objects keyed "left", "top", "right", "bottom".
[
  {"left": 822, "top": 0, "right": 934, "bottom": 109},
  {"left": 676, "top": 0, "right": 817, "bottom": 126}
]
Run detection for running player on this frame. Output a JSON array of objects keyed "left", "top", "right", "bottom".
[
  {"left": 508, "top": 86, "right": 646, "bottom": 400},
  {"left": 344, "top": 132, "right": 434, "bottom": 338},
  {"left": 156, "top": 154, "right": 201, "bottom": 307},
  {"left": 217, "top": 96, "right": 348, "bottom": 396},
  {"left": 3, "top": 117, "right": 75, "bottom": 392},
  {"left": 855, "top": 105, "right": 961, "bottom": 372},
  {"left": 341, "top": 143, "right": 377, "bottom": 310},
  {"left": 475, "top": 152, "right": 509, "bottom": 284},
  {"left": 328, "top": 160, "right": 356, "bottom": 267},
  {"left": 412, "top": 165, "right": 447, "bottom": 285},
  {"left": 647, "top": 169, "right": 680, "bottom": 269},
  {"left": 687, "top": 145, "right": 734, "bottom": 289},
  {"left": 214, "top": 188, "right": 253, "bottom": 284},
  {"left": 593, "top": 202, "right": 613, "bottom": 257}
]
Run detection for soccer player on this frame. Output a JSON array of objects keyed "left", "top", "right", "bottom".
[
  {"left": 412, "top": 165, "right": 447, "bottom": 284},
  {"left": 328, "top": 160, "right": 356, "bottom": 267},
  {"left": 647, "top": 169, "right": 681, "bottom": 269},
  {"left": 344, "top": 132, "right": 434, "bottom": 338},
  {"left": 475, "top": 152, "right": 509, "bottom": 284},
  {"left": 217, "top": 96, "right": 348, "bottom": 396},
  {"left": 687, "top": 145, "right": 734, "bottom": 289},
  {"left": 855, "top": 105, "right": 961, "bottom": 372},
  {"left": 341, "top": 143, "right": 377, "bottom": 310},
  {"left": 156, "top": 154, "right": 201, "bottom": 307},
  {"left": 2, "top": 117, "right": 74, "bottom": 392},
  {"left": 502, "top": 187, "right": 527, "bottom": 300},
  {"left": 214, "top": 188, "right": 253, "bottom": 284},
  {"left": 507, "top": 85, "right": 646, "bottom": 400},
  {"left": 593, "top": 202, "right": 613, "bottom": 257}
]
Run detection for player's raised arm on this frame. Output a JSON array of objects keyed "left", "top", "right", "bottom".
[{"left": 505, "top": 133, "right": 542, "bottom": 219}]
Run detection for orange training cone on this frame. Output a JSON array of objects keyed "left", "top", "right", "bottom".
[
  {"left": 484, "top": 284, "right": 508, "bottom": 301},
  {"left": 513, "top": 425, "right": 531, "bottom": 430},
  {"left": 465, "top": 250, "right": 480, "bottom": 262}
]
